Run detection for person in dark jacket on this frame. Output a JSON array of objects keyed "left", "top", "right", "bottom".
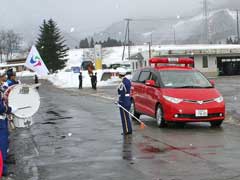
[
  {"left": 117, "top": 69, "right": 132, "bottom": 135},
  {"left": 79, "top": 72, "right": 82, "bottom": 89},
  {"left": 92, "top": 72, "right": 97, "bottom": 90},
  {"left": 34, "top": 75, "right": 39, "bottom": 89}
]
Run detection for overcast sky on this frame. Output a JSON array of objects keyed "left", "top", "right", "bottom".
[
  {"left": 0, "top": 0, "right": 230, "bottom": 30},
  {"left": 0, "top": 0, "right": 237, "bottom": 44}
]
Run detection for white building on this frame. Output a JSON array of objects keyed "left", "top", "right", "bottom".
[{"left": 130, "top": 44, "right": 240, "bottom": 77}]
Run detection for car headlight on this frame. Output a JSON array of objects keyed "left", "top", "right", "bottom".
[
  {"left": 163, "top": 95, "right": 183, "bottom": 104},
  {"left": 214, "top": 96, "right": 224, "bottom": 103}
]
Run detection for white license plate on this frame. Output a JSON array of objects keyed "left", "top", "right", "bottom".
[{"left": 195, "top": 110, "right": 208, "bottom": 117}]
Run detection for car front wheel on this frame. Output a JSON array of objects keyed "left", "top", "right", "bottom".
[{"left": 156, "top": 105, "right": 167, "bottom": 128}]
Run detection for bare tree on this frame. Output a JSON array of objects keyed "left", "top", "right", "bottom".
[
  {"left": 0, "top": 31, "right": 7, "bottom": 63},
  {"left": 6, "top": 30, "right": 22, "bottom": 60},
  {"left": 0, "top": 30, "right": 22, "bottom": 62}
]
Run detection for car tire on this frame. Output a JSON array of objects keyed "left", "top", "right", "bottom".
[
  {"left": 130, "top": 100, "right": 140, "bottom": 121},
  {"left": 156, "top": 105, "right": 167, "bottom": 128},
  {"left": 210, "top": 120, "right": 223, "bottom": 128}
]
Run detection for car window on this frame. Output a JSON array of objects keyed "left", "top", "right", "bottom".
[
  {"left": 149, "top": 72, "right": 159, "bottom": 87},
  {"left": 132, "top": 70, "right": 141, "bottom": 82},
  {"left": 138, "top": 71, "right": 150, "bottom": 83},
  {"left": 159, "top": 70, "right": 212, "bottom": 88}
]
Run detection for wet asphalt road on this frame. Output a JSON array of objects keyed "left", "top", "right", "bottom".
[{"left": 9, "top": 77, "right": 240, "bottom": 180}]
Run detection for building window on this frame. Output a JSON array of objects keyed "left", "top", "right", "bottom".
[{"left": 203, "top": 56, "right": 208, "bottom": 68}]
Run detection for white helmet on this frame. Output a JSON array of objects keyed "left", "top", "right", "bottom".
[
  {"left": 0, "top": 69, "right": 6, "bottom": 77},
  {"left": 118, "top": 68, "right": 127, "bottom": 76}
]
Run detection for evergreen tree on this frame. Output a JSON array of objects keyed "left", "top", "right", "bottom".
[
  {"left": 36, "top": 19, "right": 69, "bottom": 73},
  {"left": 81, "top": 37, "right": 122, "bottom": 48},
  {"left": 79, "top": 38, "right": 89, "bottom": 48}
]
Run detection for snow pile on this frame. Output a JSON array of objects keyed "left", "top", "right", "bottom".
[
  {"left": 48, "top": 69, "right": 121, "bottom": 88},
  {"left": 47, "top": 46, "right": 143, "bottom": 88}
]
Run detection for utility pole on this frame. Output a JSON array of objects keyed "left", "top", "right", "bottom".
[
  {"left": 203, "top": 0, "right": 209, "bottom": 43},
  {"left": 237, "top": 9, "right": 240, "bottom": 44},
  {"left": 150, "top": 33, "right": 153, "bottom": 45},
  {"left": 148, "top": 42, "right": 151, "bottom": 59},
  {"left": 173, "top": 27, "right": 176, "bottom": 44},
  {"left": 122, "top": 18, "right": 132, "bottom": 60}
]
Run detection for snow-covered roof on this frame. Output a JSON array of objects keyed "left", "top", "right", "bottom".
[
  {"left": 0, "top": 63, "right": 25, "bottom": 68},
  {"left": 152, "top": 44, "right": 240, "bottom": 56},
  {"left": 156, "top": 44, "right": 240, "bottom": 51}
]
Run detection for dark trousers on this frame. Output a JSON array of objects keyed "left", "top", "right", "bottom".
[
  {"left": 0, "top": 119, "right": 8, "bottom": 175},
  {"left": 119, "top": 105, "right": 132, "bottom": 134},
  {"left": 0, "top": 150, "right": 2, "bottom": 177},
  {"left": 79, "top": 81, "right": 82, "bottom": 89}
]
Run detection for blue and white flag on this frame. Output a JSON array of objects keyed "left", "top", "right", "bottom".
[{"left": 25, "top": 45, "right": 49, "bottom": 76}]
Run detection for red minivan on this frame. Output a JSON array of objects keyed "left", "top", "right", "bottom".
[{"left": 130, "top": 57, "right": 225, "bottom": 128}]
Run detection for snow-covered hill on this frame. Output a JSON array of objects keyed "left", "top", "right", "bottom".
[{"left": 95, "top": 9, "right": 238, "bottom": 44}]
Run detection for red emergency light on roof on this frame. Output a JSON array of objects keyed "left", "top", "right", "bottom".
[{"left": 149, "top": 57, "right": 194, "bottom": 67}]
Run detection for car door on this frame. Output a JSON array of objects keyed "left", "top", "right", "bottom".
[
  {"left": 131, "top": 70, "right": 141, "bottom": 107},
  {"left": 136, "top": 70, "right": 151, "bottom": 114},
  {"left": 144, "top": 71, "right": 161, "bottom": 116}
]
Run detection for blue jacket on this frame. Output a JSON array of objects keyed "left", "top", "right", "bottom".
[
  {"left": 3, "top": 79, "right": 19, "bottom": 91},
  {"left": 118, "top": 77, "right": 131, "bottom": 107}
]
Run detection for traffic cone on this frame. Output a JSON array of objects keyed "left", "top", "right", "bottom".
[{"left": 140, "top": 122, "right": 146, "bottom": 129}]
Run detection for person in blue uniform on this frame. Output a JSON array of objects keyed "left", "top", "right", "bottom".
[
  {"left": 117, "top": 69, "right": 132, "bottom": 135},
  {"left": 0, "top": 69, "right": 16, "bottom": 176},
  {"left": 3, "top": 69, "right": 19, "bottom": 90},
  {"left": 0, "top": 83, "right": 13, "bottom": 176}
]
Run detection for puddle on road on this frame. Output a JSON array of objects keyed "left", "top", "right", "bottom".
[
  {"left": 141, "top": 145, "right": 164, "bottom": 153},
  {"left": 137, "top": 135, "right": 224, "bottom": 160},
  {"left": 46, "top": 110, "right": 61, "bottom": 117},
  {"left": 47, "top": 117, "right": 73, "bottom": 121},
  {"left": 42, "top": 122, "right": 56, "bottom": 125},
  {"left": 226, "top": 112, "right": 240, "bottom": 124},
  {"left": 60, "top": 135, "right": 66, "bottom": 139}
]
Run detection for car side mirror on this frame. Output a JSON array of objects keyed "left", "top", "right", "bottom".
[
  {"left": 145, "top": 80, "right": 155, "bottom": 87},
  {"left": 209, "top": 80, "right": 215, "bottom": 87}
]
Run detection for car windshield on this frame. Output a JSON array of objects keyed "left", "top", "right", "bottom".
[{"left": 159, "top": 70, "right": 212, "bottom": 88}]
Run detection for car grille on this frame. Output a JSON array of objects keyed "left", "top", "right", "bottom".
[
  {"left": 183, "top": 99, "right": 215, "bottom": 104},
  {"left": 177, "top": 113, "right": 222, "bottom": 119}
]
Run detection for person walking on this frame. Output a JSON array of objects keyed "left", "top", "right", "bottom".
[
  {"left": 79, "top": 72, "right": 83, "bottom": 89},
  {"left": 34, "top": 75, "right": 39, "bottom": 90},
  {"left": 92, "top": 72, "right": 97, "bottom": 90},
  {"left": 117, "top": 69, "right": 132, "bottom": 135}
]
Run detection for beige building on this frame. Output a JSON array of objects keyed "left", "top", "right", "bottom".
[{"left": 130, "top": 44, "right": 240, "bottom": 77}]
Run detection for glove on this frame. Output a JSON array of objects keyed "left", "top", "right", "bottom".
[{"left": 11, "top": 107, "right": 18, "bottom": 114}]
